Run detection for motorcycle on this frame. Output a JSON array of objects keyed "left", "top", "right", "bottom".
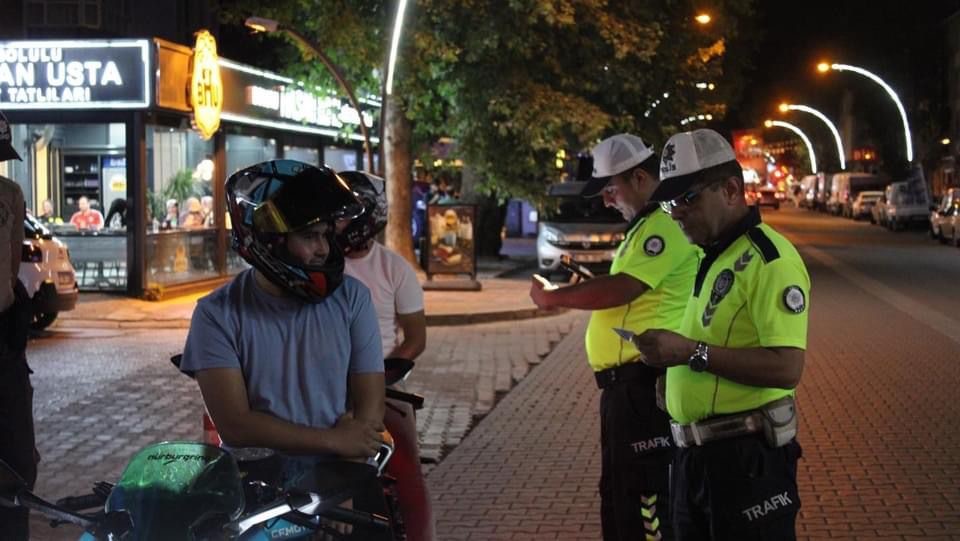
[
  {"left": 171, "top": 354, "right": 427, "bottom": 540},
  {"left": 0, "top": 438, "right": 396, "bottom": 540}
]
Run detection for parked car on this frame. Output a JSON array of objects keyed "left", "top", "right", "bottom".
[
  {"left": 945, "top": 211, "right": 960, "bottom": 247},
  {"left": 939, "top": 202, "right": 960, "bottom": 247},
  {"left": 756, "top": 186, "right": 780, "bottom": 209},
  {"left": 929, "top": 188, "right": 960, "bottom": 242},
  {"left": 19, "top": 213, "right": 78, "bottom": 329},
  {"left": 870, "top": 194, "right": 888, "bottom": 226},
  {"left": 850, "top": 190, "right": 884, "bottom": 221},
  {"left": 884, "top": 180, "right": 932, "bottom": 231},
  {"left": 815, "top": 173, "right": 834, "bottom": 211},
  {"left": 537, "top": 181, "right": 626, "bottom": 278},
  {"left": 831, "top": 173, "right": 887, "bottom": 218},
  {"left": 798, "top": 174, "right": 819, "bottom": 209}
]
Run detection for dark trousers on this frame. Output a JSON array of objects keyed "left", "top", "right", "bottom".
[
  {"left": 671, "top": 435, "right": 802, "bottom": 540},
  {"left": 599, "top": 376, "right": 674, "bottom": 541},
  {"left": 0, "top": 282, "right": 37, "bottom": 541}
]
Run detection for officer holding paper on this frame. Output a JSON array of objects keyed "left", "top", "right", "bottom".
[
  {"left": 530, "top": 133, "right": 698, "bottom": 541},
  {"left": 632, "top": 128, "right": 810, "bottom": 540}
]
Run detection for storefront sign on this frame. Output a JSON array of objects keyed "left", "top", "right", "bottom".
[
  {"left": 0, "top": 40, "right": 150, "bottom": 109},
  {"left": 190, "top": 31, "right": 222, "bottom": 140},
  {"left": 244, "top": 84, "right": 370, "bottom": 129}
]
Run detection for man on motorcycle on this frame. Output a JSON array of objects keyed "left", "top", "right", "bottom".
[
  {"left": 337, "top": 171, "right": 434, "bottom": 541},
  {"left": 179, "top": 161, "right": 386, "bottom": 530}
]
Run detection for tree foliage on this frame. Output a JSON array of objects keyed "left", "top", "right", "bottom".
[{"left": 216, "top": 0, "right": 760, "bottom": 209}]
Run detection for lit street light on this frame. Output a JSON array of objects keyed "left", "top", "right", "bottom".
[
  {"left": 778, "top": 102, "right": 845, "bottom": 170},
  {"left": 817, "top": 61, "right": 913, "bottom": 163},
  {"left": 764, "top": 119, "right": 818, "bottom": 174},
  {"left": 246, "top": 16, "right": 375, "bottom": 172},
  {"left": 695, "top": 13, "right": 712, "bottom": 24}
]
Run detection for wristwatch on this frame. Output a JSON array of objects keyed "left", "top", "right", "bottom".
[{"left": 688, "top": 341, "right": 709, "bottom": 372}]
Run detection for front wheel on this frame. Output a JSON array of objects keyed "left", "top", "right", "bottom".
[{"left": 31, "top": 312, "right": 58, "bottom": 330}]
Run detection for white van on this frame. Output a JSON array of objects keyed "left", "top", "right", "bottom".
[
  {"left": 884, "top": 180, "right": 932, "bottom": 231},
  {"left": 537, "top": 181, "right": 626, "bottom": 278},
  {"left": 828, "top": 172, "right": 887, "bottom": 217}
]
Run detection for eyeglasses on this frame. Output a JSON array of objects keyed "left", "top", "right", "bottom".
[{"left": 664, "top": 178, "right": 723, "bottom": 214}]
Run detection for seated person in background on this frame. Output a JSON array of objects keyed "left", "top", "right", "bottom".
[
  {"left": 37, "top": 199, "right": 62, "bottom": 225},
  {"left": 69, "top": 196, "right": 103, "bottom": 231},
  {"left": 337, "top": 171, "right": 434, "bottom": 541},
  {"left": 201, "top": 195, "right": 214, "bottom": 227},
  {"left": 104, "top": 198, "right": 128, "bottom": 229},
  {"left": 180, "top": 197, "right": 205, "bottom": 229},
  {"left": 160, "top": 199, "right": 178, "bottom": 230}
]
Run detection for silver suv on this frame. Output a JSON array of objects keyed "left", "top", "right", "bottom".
[{"left": 537, "top": 181, "right": 626, "bottom": 278}]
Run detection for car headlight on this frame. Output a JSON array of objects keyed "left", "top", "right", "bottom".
[{"left": 542, "top": 228, "right": 562, "bottom": 244}]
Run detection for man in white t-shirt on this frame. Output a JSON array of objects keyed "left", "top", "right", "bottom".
[{"left": 337, "top": 171, "right": 433, "bottom": 541}]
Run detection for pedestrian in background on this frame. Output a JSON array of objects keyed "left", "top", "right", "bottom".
[
  {"left": 337, "top": 171, "right": 434, "bottom": 541},
  {"left": 637, "top": 128, "right": 809, "bottom": 539},
  {"left": 0, "top": 110, "right": 37, "bottom": 540},
  {"left": 530, "top": 133, "right": 699, "bottom": 541}
]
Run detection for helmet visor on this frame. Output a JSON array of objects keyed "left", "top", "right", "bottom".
[{"left": 231, "top": 160, "right": 363, "bottom": 233}]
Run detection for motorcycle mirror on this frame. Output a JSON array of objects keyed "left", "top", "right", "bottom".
[{"left": 0, "top": 459, "right": 27, "bottom": 502}]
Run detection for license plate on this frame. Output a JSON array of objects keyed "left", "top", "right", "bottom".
[
  {"left": 576, "top": 254, "right": 602, "bottom": 263},
  {"left": 58, "top": 272, "right": 74, "bottom": 286}
]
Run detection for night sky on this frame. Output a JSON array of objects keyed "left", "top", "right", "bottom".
[{"left": 723, "top": 0, "right": 960, "bottom": 171}]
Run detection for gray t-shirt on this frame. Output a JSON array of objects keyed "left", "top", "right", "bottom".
[{"left": 181, "top": 269, "right": 383, "bottom": 431}]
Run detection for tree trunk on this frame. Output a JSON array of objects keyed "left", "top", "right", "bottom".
[
  {"left": 459, "top": 166, "right": 505, "bottom": 258},
  {"left": 384, "top": 96, "right": 418, "bottom": 267}
]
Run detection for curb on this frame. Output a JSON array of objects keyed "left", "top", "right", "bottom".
[{"left": 53, "top": 307, "right": 567, "bottom": 330}]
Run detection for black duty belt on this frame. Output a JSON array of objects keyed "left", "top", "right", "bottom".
[{"left": 594, "top": 361, "right": 658, "bottom": 389}]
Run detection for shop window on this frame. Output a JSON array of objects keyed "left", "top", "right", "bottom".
[
  {"left": 6, "top": 122, "right": 128, "bottom": 291},
  {"left": 225, "top": 134, "right": 276, "bottom": 274},
  {"left": 283, "top": 145, "right": 320, "bottom": 166},
  {"left": 145, "top": 126, "right": 219, "bottom": 289}
]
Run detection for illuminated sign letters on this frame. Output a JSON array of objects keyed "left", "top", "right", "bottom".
[
  {"left": 0, "top": 40, "right": 149, "bottom": 109},
  {"left": 190, "top": 30, "right": 223, "bottom": 140}
]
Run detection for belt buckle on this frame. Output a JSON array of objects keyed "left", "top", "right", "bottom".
[{"left": 670, "top": 422, "right": 688, "bottom": 447}]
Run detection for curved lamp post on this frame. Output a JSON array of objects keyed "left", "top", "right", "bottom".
[
  {"left": 779, "top": 103, "right": 845, "bottom": 170},
  {"left": 246, "top": 16, "right": 375, "bottom": 172},
  {"left": 764, "top": 120, "right": 817, "bottom": 174},
  {"left": 817, "top": 62, "right": 913, "bottom": 163}
]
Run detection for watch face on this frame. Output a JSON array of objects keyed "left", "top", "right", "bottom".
[{"left": 689, "top": 354, "right": 708, "bottom": 372}]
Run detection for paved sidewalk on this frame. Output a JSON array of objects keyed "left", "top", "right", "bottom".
[{"left": 53, "top": 255, "right": 556, "bottom": 329}]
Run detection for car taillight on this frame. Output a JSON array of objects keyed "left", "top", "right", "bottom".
[{"left": 21, "top": 243, "right": 42, "bottom": 263}]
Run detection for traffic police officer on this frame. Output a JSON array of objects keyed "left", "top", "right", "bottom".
[
  {"left": 633, "top": 128, "right": 809, "bottom": 540},
  {"left": 530, "top": 133, "right": 699, "bottom": 541}
]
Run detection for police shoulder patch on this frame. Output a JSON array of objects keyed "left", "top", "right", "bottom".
[
  {"left": 783, "top": 286, "right": 806, "bottom": 314},
  {"left": 643, "top": 235, "right": 665, "bottom": 256}
]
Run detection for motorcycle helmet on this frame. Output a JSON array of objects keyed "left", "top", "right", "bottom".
[
  {"left": 226, "top": 160, "right": 363, "bottom": 302},
  {"left": 336, "top": 171, "right": 388, "bottom": 254}
]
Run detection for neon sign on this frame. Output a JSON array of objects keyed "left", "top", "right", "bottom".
[{"left": 0, "top": 40, "right": 149, "bottom": 109}]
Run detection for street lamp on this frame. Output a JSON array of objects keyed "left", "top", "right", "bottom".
[
  {"left": 817, "top": 61, "right": 913, "bottom": 162},
  {"left": 778, "top": 102, "right": 845, "bottom": 170},
  {"left": 695, "top": 13, "right": 712, "bottom": 24},
  {"left": 246, "top": 16, "right": 375, "bottom": 172},
  {"left": 764, "top": 119, "right": 818, "bottom": 174}
]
